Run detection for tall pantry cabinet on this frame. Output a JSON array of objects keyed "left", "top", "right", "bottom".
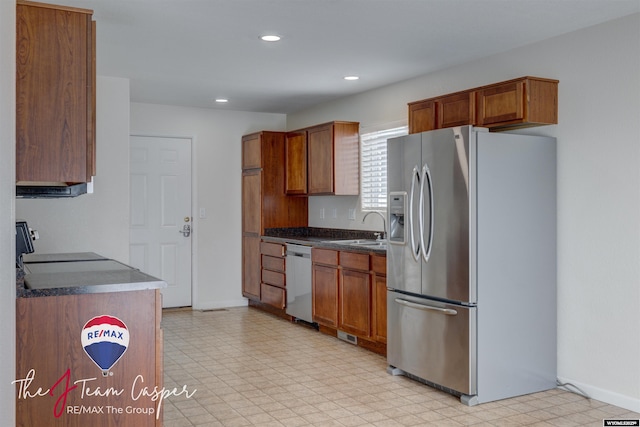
[{"left": 241, "top": 132, "right": 308, "bottom": 303}]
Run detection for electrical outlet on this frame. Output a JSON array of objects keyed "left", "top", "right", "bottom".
[
  {"left": 348, "top": 208, "right": 356, "bottom": 220},
  {"left": 332, "top": 208, "right": 337, "bottom": 218},
  {"left": 320, "top": 208, "right": 325, "bottom": 219}
]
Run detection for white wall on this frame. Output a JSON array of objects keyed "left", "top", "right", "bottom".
[
  {"left": 15, "top": 76, "right": 131, "bottom": 263},
  {"left": 130, "top": 103, "right": 286, "bottom": 309},
  {"left": 0, "top": 0, "right": 16, "bottom": 425},
  {"left": 288, "top": 14, "right": 640, "bottom": 412}
]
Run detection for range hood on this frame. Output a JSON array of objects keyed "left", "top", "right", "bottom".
[{"left": 16, "top": 182, "right": 88, "bottom": 198}]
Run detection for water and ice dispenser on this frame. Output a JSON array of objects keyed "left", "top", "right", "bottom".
[{"left": 388, "top": 192, "right": 406, "bottom": 244}]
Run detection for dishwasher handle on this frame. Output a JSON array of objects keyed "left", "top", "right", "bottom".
[{"left": 288, "top": 252, "right": 310, "bottom": 259}]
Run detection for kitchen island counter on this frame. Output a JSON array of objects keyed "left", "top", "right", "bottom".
[
  {"left": 17, "top": 252, "right": 166, "bottom": 298},
  {"left": 15, "top": 253, "right": 166, "bottom": 427}
]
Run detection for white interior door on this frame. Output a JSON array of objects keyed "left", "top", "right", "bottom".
[{"left": 129, "top": 135, "right": 192, "bottom": 308}]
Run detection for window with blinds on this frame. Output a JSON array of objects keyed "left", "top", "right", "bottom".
[{"left": 360, "top": 126, "right": 408, "bottom": 211}]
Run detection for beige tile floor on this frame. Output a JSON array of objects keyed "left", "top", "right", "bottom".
[{"left": 161, "top": 307, "right": 638, "bottom": 427}]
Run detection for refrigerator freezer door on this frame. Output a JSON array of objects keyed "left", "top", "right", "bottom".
[
  {"left": 387, "top": 133, "right": 423, "bottom": 295},
  {"left": 387, "top": 290, "right": 477, "bottom": 396}
]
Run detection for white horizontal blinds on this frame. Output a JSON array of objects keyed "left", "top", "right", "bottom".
[{"left": 360, "top": 126, "right": 408, "bottom": 211}]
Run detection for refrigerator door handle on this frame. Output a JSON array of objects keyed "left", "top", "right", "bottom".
[
  {"left": 394, "top": 298, "right": 458, "bottom": 315},
  {"left": 419, "top": 163, "right": 435, "bottom": 263},
  {"left": 409, "top": 165, "right": 421, "bottom": 261}
]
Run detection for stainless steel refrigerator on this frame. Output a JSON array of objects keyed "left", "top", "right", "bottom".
[{"left": 386, "top": 125, "right": 557, "bottom": 405}]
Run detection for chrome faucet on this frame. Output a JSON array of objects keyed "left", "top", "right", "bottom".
[{"left": 362, "top": 211, "right": 387, "bottom": 241}]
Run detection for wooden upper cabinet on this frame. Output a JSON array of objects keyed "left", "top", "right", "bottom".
[
  {"left": 286, "top": 121, "right": 359, "bottom": 196},
  {"left": 408, "top": 76, "right": 558, "bottom": 133},
  {"left": 242, "top": 133, "right": 262, "bottom": 170},
  {"left": 308, "top": 121, "right": 360, "bottom": 196},
  {"left": 476, "top": 77, "right": 558, "bottom": 129},
  {"left": 409, "top": 91, "right": 475, "bottom": 134},
  {"left": 438, "top": 91, "right": 475, "bottom": 129},
  {"left": 408, "top": 99, "right": 436, "bottom": 134},
  {"left": 285, "top": 130, "right": 307, "bottom": 195},
  {"left": 307, "top": 123, "right": 334, "bottom": 194},
  {"left": 16, "top": 1, "right": 96, "bottom": 183}
]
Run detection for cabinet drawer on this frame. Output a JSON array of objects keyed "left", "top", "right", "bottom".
[
  {"left": 262, "top": 255, "right": 285, "bottom": 272},
  {"left": 260, "top": 241, "right": 285, "bottom": 257},
  {"left": 312, "top": 248, "right": 338, "bottom": 266},
  {"left": 261, "top": 283, "right": 285, "bottom": 309},
  {"left": 340, "top": 251, "right": 369, "bottom": 271},
  {"left": 371, "top": 254, "right": 386, "bottom": 275},
  {"left": 262, "top": 269, "right": 285, "bottom": 288}
]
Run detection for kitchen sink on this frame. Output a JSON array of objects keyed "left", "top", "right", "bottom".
[
  {"left": 322, "top": 239, "right": 387, "bottom": 250},
  {"left": 321, "top": 239, "right": 374, "bottom": 245}
]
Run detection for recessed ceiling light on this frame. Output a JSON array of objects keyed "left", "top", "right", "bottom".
[
  {"left": 344, "top": 76, "right": 359, "bottom": 81},
  {"left": 215, "top": 98, "right": 228, "bottom": 103},
  {"left": 260, "top": 34, "right": 281, "bottom": 42}
]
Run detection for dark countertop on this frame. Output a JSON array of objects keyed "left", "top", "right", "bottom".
[
  {"left": 263, "top": 227, "right": 387, "bottom": 255},
  {"left": 17, "top": 252, "right": 167, "bottom": 298}
]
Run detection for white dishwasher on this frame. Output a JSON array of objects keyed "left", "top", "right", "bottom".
[{"left": 285, "top": 244, "right": 313, "bottom": 324}]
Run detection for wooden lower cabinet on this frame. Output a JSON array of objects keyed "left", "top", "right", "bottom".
[
  {"left": 312, "top": 263, "right": 339, "bottom": 328},
  {"left": 260, "top": 282, "right": 285, "bottom": 309},
  {"left": 242, "top": 236, "right": 261, "bottom": 300},
  {"left": 16, "top": 290, "right": 163, "bottom": 427},
  {"left": 371, "top": 254, "right": 387, "bottom": 343},
  {"left": 312, "top": 248, "right": 387, "bottom": 354},
  {"left": 260, "top": 241, "right": 286, "bottom": 310},
  {"left": 339, "top": 268, "right": 371, "bottom": 337}
]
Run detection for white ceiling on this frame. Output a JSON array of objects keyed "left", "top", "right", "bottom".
[{"left": 61, "top": 0, "right": 640, "bottom": 114}]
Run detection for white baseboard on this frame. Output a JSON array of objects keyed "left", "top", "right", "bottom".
[{"left": 557, "top": 376, "right": 640, "bottom": 413}]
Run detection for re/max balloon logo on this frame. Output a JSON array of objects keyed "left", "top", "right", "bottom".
[{"left": 81, "top": 315, "right": 130, "bottom": 376}]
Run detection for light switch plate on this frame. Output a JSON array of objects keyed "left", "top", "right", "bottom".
[{"left": 348, "top": 208, "right": 356, "bottom": 220}]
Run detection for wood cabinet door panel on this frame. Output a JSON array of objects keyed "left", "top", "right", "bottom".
[
  {"left": 372, "top": 273, "right": 387, "bottom": 343},
  {"left": 16, "top": 290, "right": 160, "bottom": 427},
  {"left": 285, "top": 130, "right": 308, "bottom": 194},
  {"left": 16, "top": 3, "right": 94, "bottom": 183},
  {"left": 408, "top": 99, "right": 436, "bottom": 134},
  {"left": 339, "top": 269, "right": 371, "bottom": 337},
  {"left": 312, "top": 264, "right": 339, "bottom": 327},
  {"left": 242, "top": 133, "right": 262, "bottom": 170},
  {"left": 477, "top": 80, "right": 524, "bottom": 125},
  {"left": 438, "top": 91, "right": 475, "bottom": 128},
  {"left": 307, "top": 124, "right": 334, "bottom": 194},
  {"left": 242, "top": 170, "right": 262, "bottom": 234},
  {"left": 242, "top": 236, "right": 261, "bottom": 300}
]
